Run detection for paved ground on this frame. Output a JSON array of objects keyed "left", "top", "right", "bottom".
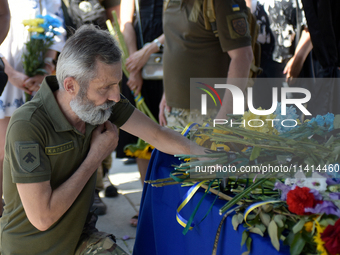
[{"left": 96, "top": 152, "right": 142, "bottom": 255}]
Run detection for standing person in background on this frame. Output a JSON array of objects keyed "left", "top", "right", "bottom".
[
  {"left": 247, "top": 0, "right": 307, "bottom": 110},
  {"left": 0, "top": 2, "right": 10, "bottom": 211},
  {"left": 283, "top": 0, "right": 340, "bottom": 116},
  {"left": 119, "top": 0, "right": 164, "bottom": 227},
  {"left": 284, "top": 0, "right": 340, "bottom": 80},
  {"left": 0, "top": 0, "right": 65, "bottom": 216},
  {"left": 159, "top": 0, "right": 253, "bottom": 127},
  {"left": 0, "top": 0, "right": 10, "bottom": 45},
  {"left": 61, "top": 0, "right": 121, "bottom": 37},
  {"left": 0, "top": 0, "right": 10, "bottom": 98}
]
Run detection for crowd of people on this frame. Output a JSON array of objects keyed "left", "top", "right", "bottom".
[{"left": 0, "top": 0, "right": 339, "bottom": 254}]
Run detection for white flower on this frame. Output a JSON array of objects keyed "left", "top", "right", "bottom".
[
  {"left": 304, "top": 172, "right": 328, "bottom": 191},
  {"left": 285, "top": 171, "right": 306, "bottom": 186},
  {"left": 284, "top": 172, "right": 327, "bottom": 191}
]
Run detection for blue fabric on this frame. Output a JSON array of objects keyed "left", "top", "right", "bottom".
[{"left": 133, "top": 150, "right": 290, "bottom": 255}]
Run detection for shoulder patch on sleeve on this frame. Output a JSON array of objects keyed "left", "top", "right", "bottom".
[
  {"left": 16, "top": 142, "right": 40, "bottom": 173},
  {"left": 226, "top": 13, "right": 250, "bottom": 39},
  {"left": 232, "top": 17, "right": 247, "bottom": 36}
]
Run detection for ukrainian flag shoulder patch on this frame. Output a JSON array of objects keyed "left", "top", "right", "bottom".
[{"left": 232, "top": 4, "right": 240, "bottom": 11}]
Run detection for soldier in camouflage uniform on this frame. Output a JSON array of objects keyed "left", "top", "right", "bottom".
[{"left": 159, "top": 0, "right": 253, "bottom": 128}]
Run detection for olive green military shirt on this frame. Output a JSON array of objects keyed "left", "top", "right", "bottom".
[
  {"left": 163, "top": 0, "right": 251, "bottom": 109},
  {"left": 0, "top": 76, "right": 134, "bottom": 255}
]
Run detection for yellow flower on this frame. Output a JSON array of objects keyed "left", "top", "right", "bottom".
[
  {"left": 242, "top": 109, "right": 278, "bottom": 135},
  {"left": 241, "top": 146, "right": 248, "bottom": 152},
  {"left": 304, "top": 221, "right": 313, "bottom": 232},
  {"left": 22, "top": 18, "right": 44, "bottom": 27},
  {"left": 27, "top": 27, "right": 44, "bottom": 33},
  {"left": 124, "top": 144, "right": 154, "bottom": 160},
  {"left": 313, "top": 221, "right": 329, "bottom": 255},
  {"left": 195, "top": 135, "right": 210, "bottom": 146}
]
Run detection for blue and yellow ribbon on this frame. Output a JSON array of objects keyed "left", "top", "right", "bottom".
[
  {"left": 134, "top": 94, "right": 144, "bottom": 108},
  {"left": 176, "top": 181, "right": 205, "bottom": 230},
  {"left": 181, "top": 122, "right": 200, "bottom": 136},
  {"left": 244, "top": 200, "right": 282, "bottom": 226}
]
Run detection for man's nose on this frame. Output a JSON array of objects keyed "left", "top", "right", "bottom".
[{"left": 108, "top": 87, "right": 120, "bottom": 102}]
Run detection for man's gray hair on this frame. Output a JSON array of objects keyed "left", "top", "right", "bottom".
[{"left": 56, "top": 24, "right": 122, "bottom": 91}]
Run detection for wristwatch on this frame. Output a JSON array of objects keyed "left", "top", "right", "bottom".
[{"left": 153, "top": 38, "right": 164, "bottom": 51}]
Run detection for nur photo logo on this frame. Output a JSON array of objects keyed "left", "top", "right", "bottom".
[
  {"left": 196, "top": 82, "right": 222, "bottom": 115},
  {"left": 197, "top": 83, "right": 312, "bottom": 128}
]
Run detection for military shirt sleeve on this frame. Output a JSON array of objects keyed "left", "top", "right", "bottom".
[
  {"left": 109, "top": 94, "right": 135, "bottom": 128},
  {"left": 5, "top": 120, "right": 52, "bottom": 184},
  {"left": 215, "top": 0, "right": 252, "bottom": 52}
]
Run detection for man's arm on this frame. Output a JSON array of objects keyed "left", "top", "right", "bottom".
[
  {"left": 17, "top": 122, "right": 118, "bottom": 231},
  {"left": 215, "top": 45, "right": 253, "bottom": 119},
  {"left": 283, "top": 28, "right": 313, "bottom": 82},
  {"left": 121, "top": 109, "right": 206, "bottom": 156},
  {"left": 120, "top": 0, "right": 137, "bottom": 56},
  {"left": 119, "top": 0, "right": 144, "bottom": 95},
  {"left": 0, "top": 0, "right": 10, "bottom": 45},
  {"left": 2, "top": 57, "right": 31, "bottom": 94}
]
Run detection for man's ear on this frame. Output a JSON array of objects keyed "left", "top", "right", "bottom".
[{"left": 63, "top": 77, "right": 79, "bottom": 96}]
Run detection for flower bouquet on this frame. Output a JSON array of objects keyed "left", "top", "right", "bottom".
[
  {"left": 22, "top": 14, "right": 62, "bottom": 101},
  {"left": 147, "top": 106, "right": 340, "bottom": 255}
]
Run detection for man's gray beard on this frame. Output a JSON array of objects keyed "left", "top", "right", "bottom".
[{"left": 70, "top": 95, "right": 116, "bottom": 125}]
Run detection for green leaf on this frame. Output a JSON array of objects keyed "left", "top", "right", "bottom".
[
  {"left": 290, "top": 233, "right": 306, "bottom": 255},
  {"left": 238, "top": 213, "right": 244, "bottom": 224},
  {"left": 241, "top": 230, "right": 249, "bottom": 247},
  {"left": 259, "top": 212, "right": 271, "bottom": 227},
  {"left": 255, "top": 223, "right": 266, "bottom": 233},
  {"left": 250, "top": 146, "right": 261, "bottom": 160},
  {"left": 241, "top": 252, "right": 249, "bottom": 255},
  {"left": 319, "top": 218, "right": 336, "bottom": 227},
  {"left": 268, "top": 220, "right": 280, "bottom": 251},
  {"left": 292, "top": 219, "right": 306, "bottom": 234},
  {"left": 246, "top": 214, "right": 256, "bottom": 220},
  {"left": 273, "top": 215, "right": 285, "bottom": 228},
  {"left": 246, "top": 236, "right": 252, "bottom": 252},
  {"left": 261, "top": 204, "right": 273, "bottom": 213},
  {"left": 249, "top": 227, "right": 264, "bottom": 237},
  {"left": 283, "top": 231, "right": 295, "bottom": 246},
  {"left": 232, "top": 214, "right": 240, "bottom": 231},
  {"left": 334, "top": 114, "right": 340, "bottom": 129}
]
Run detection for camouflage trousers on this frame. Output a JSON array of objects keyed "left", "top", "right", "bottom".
[
  {"left": 164, "top": 107, "right": 217, "bottom": 129},
  {"left": 75, "top": 231, "right": 128, "bottom": 255},
  {"left": 75, "top": 213, "right": 128, "bottom": 255}
]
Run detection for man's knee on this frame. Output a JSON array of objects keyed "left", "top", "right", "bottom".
[{"left": 75, "top": 231, "right": 128, "bottom": 255}]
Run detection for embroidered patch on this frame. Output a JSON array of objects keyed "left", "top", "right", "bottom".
[
  {"left": 232, "top": 17, "right": 247, "bottom": 36},
  {"left": 45, "top": 141, "right": 74, "bottom": 155},
  {"left": 17, "top": 143, "right": 40, "bottom": 172}
]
